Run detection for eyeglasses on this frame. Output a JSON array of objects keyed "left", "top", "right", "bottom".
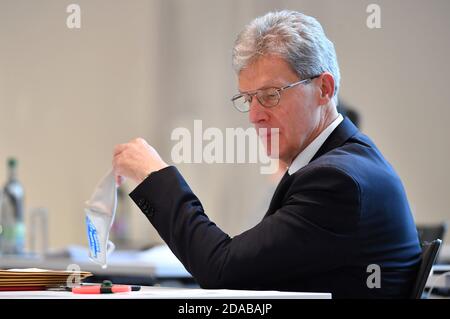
[{"left": 231, "top": 75, "right": 320, "bottom": 113}]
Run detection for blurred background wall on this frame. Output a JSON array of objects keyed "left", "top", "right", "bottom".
[{"left": 0, "top": 0, "right": 449, "bottom": 251}]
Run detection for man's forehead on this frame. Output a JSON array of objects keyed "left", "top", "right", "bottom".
[
  {"left": 238, "top": 77, "right": 285, "bottom": 92},
  {"left": 237, "top": 55, "right": 298, "bottom": 91},
  {"left": 238, "top": 71, "right": 293, "bottom": 92}
]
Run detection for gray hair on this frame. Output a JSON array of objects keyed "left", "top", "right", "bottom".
[{"left": 232, "top": 10, "right": 340, "bottom": 104}]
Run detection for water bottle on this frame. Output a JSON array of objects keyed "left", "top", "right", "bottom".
[{"left": 0, "top": 158, "right": 25, "bottom": 255}]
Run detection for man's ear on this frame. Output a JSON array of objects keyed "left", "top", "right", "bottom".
[{"left": 317, "top": 72, "right": 335, "bottom": 105}]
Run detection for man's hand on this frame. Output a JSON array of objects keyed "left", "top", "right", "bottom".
[{"left": 113, "top": 138, "right": 168, "bottom": 186}]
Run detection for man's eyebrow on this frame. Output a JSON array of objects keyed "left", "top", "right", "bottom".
[{"left": 239, "top": 83, "right": 285, "bottom": 93}]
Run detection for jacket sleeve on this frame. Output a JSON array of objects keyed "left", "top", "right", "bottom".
[{"left": 129, "top": 165, "right": 361, "bottom": 289}]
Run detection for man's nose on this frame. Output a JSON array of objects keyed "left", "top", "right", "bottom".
[{"left": 249, "top": 98, "right": 269, "bottom": 124}]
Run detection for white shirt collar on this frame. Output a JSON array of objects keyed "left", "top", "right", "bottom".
[{"left": 288, "top": 114, "right": 344, "bottom": 175}]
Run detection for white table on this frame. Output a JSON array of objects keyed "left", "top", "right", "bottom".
[{"left": 0, "top": 286, "right": 331, "bottom": 299}]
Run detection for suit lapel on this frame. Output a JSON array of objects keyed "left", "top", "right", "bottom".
[
  {"left": 263, "top": 117, "right": 359, "bottom": 219},
  {"left": 263, "top": 170, "right": 294, "bottom": 218}
]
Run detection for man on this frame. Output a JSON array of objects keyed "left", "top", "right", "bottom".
[{"left": 112, "top": 10, "right": 421, "bottom": 298}]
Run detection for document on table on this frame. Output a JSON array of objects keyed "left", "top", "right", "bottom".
[{"left": 0, "top": 268, "right": 92, "bottom": 290}]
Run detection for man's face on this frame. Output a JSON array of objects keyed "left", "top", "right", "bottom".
[{"left": 238, "top": 55, "right": 320, "bottom": 165}]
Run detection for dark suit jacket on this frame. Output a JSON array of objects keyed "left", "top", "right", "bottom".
[{"left": 130, "top": 118, "right": 421, "bottom": 298}]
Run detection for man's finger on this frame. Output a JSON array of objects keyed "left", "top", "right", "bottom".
[{"left": 113, "top": 143, "right": 127, "bottom": 156}]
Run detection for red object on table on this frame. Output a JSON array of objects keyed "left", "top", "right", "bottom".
[{"left": 71, "top": 284, "right": 132, "bottom": 294}]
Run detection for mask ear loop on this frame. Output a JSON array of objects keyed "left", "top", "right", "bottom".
[
  {"left": 97, "top": 241, "right": 115, "bottom": 269},
  {"left": 106, "top": 240, "right": 115, "bottom": 256},
  {"left": 96, "top": 241, "right": 115, "bottom": 269}
]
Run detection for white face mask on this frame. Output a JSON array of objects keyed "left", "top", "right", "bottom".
[{"left": 85, "top": 169, "right": 117, "bottom": 269}]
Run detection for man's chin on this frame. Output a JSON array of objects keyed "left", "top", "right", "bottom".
[
  {"left": 265, "top": 149, "right": 290, "bottom": 169},
  {"left": 259, "top": 133, "right": 281, "bottom": 157},
  {"left": 262, "top": 142, "right": 286, "bottom": 160}
]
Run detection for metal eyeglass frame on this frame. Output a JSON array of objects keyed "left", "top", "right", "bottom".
[{"left": 231, "top": 74, "right": 320, "bottom": 113}]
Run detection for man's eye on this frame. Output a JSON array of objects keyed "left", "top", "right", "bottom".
[{"left": 264, "top": 92, "right": 278, "bottom": 99}]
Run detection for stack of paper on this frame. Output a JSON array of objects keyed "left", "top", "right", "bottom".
[{"left": 0, "top": 268, "right": 92, "bottom": 291}]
